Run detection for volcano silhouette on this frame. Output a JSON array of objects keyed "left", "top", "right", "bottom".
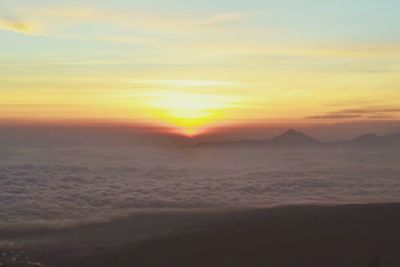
[{"left": 266, "top": 129, "right": 320, "bottom": 146}]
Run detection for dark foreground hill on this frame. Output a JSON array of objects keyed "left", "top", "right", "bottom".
[{"left": 4, "top": 203, "right": 400, "bottom": 267}]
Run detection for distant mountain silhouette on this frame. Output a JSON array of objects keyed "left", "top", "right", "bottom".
[
  {"left": 195, "top": 130, "right": 400, "bottom": 149},
  {"left": 267, "top": 129, "right": 320, "bottom": 146},
  {"left": 380, "top": 132, "right": 400, "bottom": 146},
  {"left": 348, "top": 133, "right": 380, "bottom": 146},
  {"left": 195, "top": 129, "right": 320, "bottom": 148},
  {"left": 341, "top": 132, "right": 400, "bottom": 148}
]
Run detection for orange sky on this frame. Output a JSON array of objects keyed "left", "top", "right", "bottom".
[{"left": 1, "top": 1, "right": 400, "bottom": 136}]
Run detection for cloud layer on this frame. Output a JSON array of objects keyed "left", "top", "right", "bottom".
[{"left": 1, "top": 146, "right": 400, "bottom": 232}]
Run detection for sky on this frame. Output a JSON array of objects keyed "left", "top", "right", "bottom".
[{"left": 1, "top": 0, "right": 400, "bottom": 136}]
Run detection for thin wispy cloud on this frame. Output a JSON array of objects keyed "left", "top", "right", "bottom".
[
  {"left": 18, "top": 6, "right": 256, "bottom": 29},
  {"left": 0, "top": 17, "right": 39, "bottom": 35},
  {"left": 306, "top": 114, "right": 362, "bottom": 120},
  {"left": 192, "top": 43, "right": 400, "bottom": 59},
  {"left": 1, "top": 6, "right": 257, "bottom": 45},
  {"left": 129, "top": 79, "right": 239, "bottom": 87},
  {"left": 12, "top": 4, "right": 398, "bottom": 62},
  {"left": 306, "top": 108, "right": 400, "bottom": 120},
  {"left": 1, "top": 1, "right": 400, "bottom": 131},
  {"left": 191, "top": 12, "right": 258, "bottom": 27},
  {"left": 95, "top": 35, "right": 157, "bottom": 44}
]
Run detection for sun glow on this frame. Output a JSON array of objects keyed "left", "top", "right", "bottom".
[{"left": 145, "top": 91, "right": 236, "bottom": 136}]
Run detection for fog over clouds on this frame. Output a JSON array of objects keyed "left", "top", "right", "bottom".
[{"left": 1, "top": 144, "right": 400, "bottom": 232}]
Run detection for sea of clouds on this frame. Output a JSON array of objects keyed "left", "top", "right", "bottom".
[{"left": 1, "top": 146, "right": 400, "bottom": 231}]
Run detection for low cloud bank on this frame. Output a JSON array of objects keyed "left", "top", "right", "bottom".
[{"left": 1, "top": 147, "right": 400, "bottom": 231}]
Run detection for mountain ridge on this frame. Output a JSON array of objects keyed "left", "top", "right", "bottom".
[{"left": 195, "top": 130, "right": 400, "bottom": 149}]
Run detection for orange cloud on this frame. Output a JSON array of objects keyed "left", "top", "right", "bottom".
[{"left": 306, "top": 108, "right": 400, "bottom": 120}]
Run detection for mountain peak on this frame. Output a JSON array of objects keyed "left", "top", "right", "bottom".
[
  {"left": 353, "top": 133, "right": 379, "bottom": 142},
  {"left": 280, "top": 129, "right": 311, "bottom": 138},
  {"left": 271, "top": 129, "right": 320, "bottom": 146},
  {"left": 347, "top": 132, "right": 400, "bottom": 147},
  {"left": 362, "top": 133, "right": 378, "bottom": 138},
  {"left": 283, "top": 129, "right": 297, "bottom": 135}
]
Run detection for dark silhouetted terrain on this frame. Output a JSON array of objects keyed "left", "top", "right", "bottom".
[
  {"left": 2, "top": 203, "right": 400, "bottom": 267},
  {"left": 196, "top": 129, "right": 400, "bottom": 149}
]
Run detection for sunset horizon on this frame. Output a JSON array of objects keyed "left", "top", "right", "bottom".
[
  {"left": 1, "top": 1, "right": 400, "bottom": 267},
  {"left": 2, "top": 1, "right": 400, "bottom": 137}
]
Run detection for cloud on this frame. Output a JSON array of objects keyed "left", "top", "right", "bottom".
[
  {"left": 306, "top": 107, "right": 400, "bottom": 120},
  {"left": 0, "top": 18, "right": 39, "bottom": 35},
  {"left": 191, "top": 42, "right": 400, "bottom": 60},
  {"left": 44, "top": 7, "right": 100, "bottom": 19},
  {"left": 0, "top": 6, "right": 258, "bottom": 46},
  {"left": 129, "top": 79, "right": 238, "bottom": 87},
  {"left": 306, "top": 114, "right": 361, "bottom": 120},
  {"left": 1, "top": 146, "right": 400, "bottom": 233},
  {"left": 19, "top": 6, "right": 255, "bottom": 29},
  {"left": 339, "top": 108, "right": 400, "bottom": 114},
  {"left": 191, "top": 12, "right": 257, "bottom": 27},
  {"left": 0, "top": 15, "right": 156, "bottom": 44},
  {"left": 95, "top": 35, "right": 157, "bottom": 44}
]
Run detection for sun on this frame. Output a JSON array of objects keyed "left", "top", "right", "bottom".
[{"left": 146, "top": 91, "right": 235, "bottom": 136}]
